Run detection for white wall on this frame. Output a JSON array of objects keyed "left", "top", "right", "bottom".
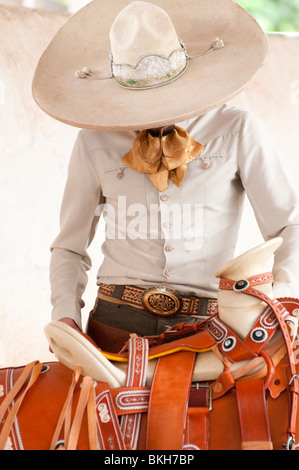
[
  {"left": 0, "top": 6, "right": 73, "bottom": 367},
  {"left": 0, "top": 5, "right": 298, "bottom": 368}
]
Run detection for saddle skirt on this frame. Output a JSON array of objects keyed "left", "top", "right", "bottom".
[
  {"left": 1, "top": 293, "right": 299, "bottom": 450},
  {"left": 2, "top": 234, "right": 299, "bottom": 451}
]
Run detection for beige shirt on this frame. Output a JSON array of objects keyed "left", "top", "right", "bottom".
[{"left": 50, "top": 104, "right": 299, "bottom": 329}]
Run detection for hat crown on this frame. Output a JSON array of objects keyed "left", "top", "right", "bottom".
[{"left": 109, "top": 1, "right": 181, "bottom": 65}]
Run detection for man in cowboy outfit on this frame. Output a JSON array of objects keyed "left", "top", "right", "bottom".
[{"left": 33, "top": 0, "right": 299, "bottom": 353}]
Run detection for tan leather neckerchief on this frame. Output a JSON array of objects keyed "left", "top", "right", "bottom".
[{"left": 122, "top": 125, "right": 204, "bottom": 192}]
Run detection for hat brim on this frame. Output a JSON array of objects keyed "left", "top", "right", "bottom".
[{"left": 32, "top": 0, "right": 268, "bottom": 130}]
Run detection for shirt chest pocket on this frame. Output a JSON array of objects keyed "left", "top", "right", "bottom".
[
  {"left": 189, "top": 153, "right": 227, "bottom": 173},
  {"left": 182, "top": 154, "right": 227, "bottom": 202},
  {"left": 102, "top": 165, "right": 147, "bottom": 204}
]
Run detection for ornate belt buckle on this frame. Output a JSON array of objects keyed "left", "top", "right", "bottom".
[{"left": 141, "top": 286, "right": 183, "bottom": 317}]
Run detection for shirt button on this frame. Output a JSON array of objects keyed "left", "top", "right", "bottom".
[
  {"left": 164, "top": 270, "right": 171, "bottom": 277},
  {"left": 165, "top": 245, "right": 173, "bottom": 252},
  {"left": 160, "top": 194, "right": 169, "bottom": 201},
  {"left": 163, "top": 222, "right": 170, "bottom": 229},
  {"left": 202, "top": 161, "right": 211, "bottom": 169}
]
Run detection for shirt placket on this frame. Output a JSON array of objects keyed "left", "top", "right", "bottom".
[{"left": 159, "top": 183, "right": 183, "bottom": 282}]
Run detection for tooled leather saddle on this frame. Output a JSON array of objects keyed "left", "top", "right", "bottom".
[{"left": 1, "top": 273, "right": 299, "bottom": 450}]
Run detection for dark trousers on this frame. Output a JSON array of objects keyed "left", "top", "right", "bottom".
[{"left": 86, "top": 298, "right": 208, "bottom": 353}]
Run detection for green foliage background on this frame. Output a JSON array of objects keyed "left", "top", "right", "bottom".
[
  {"left": 235, "top": 0, "right": 299, "bottom": 32},
  {"left": 53, "top": 0, "right": 299, "bottom": 32}
]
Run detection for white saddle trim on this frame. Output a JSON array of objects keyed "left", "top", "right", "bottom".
[
  {"left": 44, "top": 321, "right": 284, "bottom": 389},
  {"left": 44, "top": 321, "right": 126, "bottom": 388}
]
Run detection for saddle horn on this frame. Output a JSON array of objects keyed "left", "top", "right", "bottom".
[{"left": 215, "top": 237, "right": 283, "bottom": 338}]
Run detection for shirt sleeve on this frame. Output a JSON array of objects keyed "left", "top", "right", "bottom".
[
  {"left": 49, "top": 131, "right": 103, "bottom": 329},
  {"left": 238, "top": 111, "right": 299, "bottom": 298}
]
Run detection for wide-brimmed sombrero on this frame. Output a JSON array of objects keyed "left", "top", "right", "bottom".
[{"left": 32, "top": 0, "right": 268, "bottom": 131}]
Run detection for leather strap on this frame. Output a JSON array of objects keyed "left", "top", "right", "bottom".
[
  {"left": 184, "top": 386, "right": 210, "bottom": 450},
  {"left": 50, "top": 366, "right": 82, "bottom": 450},
  {"left": 219, "top": 272, "right": 274, "bottom": 290},
  {"left": 146, "top": 351, "right": 196, "bottom": 450},
  {"left": 51, "top": 369, "right": 98, "bottom": 450},
  {"left": 219, "top": 276, "right": 299, "bottom": 448},
  {"left": 112, "top": 323, "right": 217, "bottom": 361},
  {"left": 96, "top": 383, "right": 126, "bottom": 450},
  {"left": 67, "top": 375, "right": 97, "bottom": 450},
  {"left": 120, "top": 336, "right": 149, "bottom": 450},
  {"left": 51, "top": 368, "right": 126, "bottom": 451},
  {"left": 112, "top": 387, "right": 150, "bottom": 415},
  {"left": 208, "top": 303, "right": 287, "bottom": 363},
  {"left": 236, "top": 379, "right": 273, "bottom": 450},
  {"left": 0, "top": 361, "right": 43, "bottom": 450},
  {"left": 185, "top": 408, "right": 209, "bottom": 450}
]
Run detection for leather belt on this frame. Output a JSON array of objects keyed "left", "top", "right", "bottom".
[{"left": 98, "top": 284, "right": 218, "bottom": 317}]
